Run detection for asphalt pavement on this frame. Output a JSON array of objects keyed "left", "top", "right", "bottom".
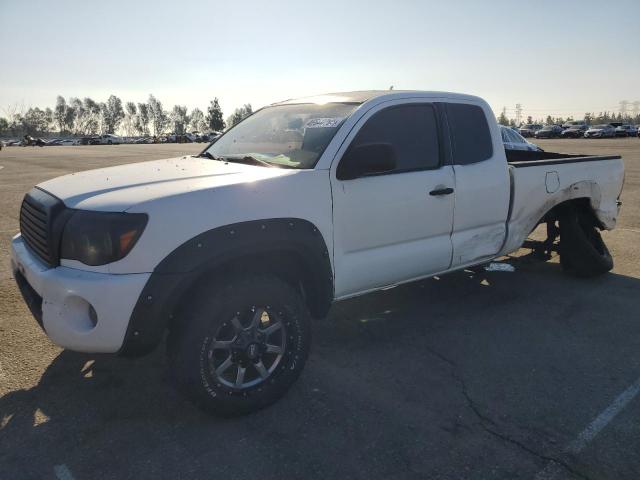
[{"left": 1, "top": 139, "right": 640, "bottom": 479}]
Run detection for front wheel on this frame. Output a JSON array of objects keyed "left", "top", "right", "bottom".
[
  {"left": 559, "top": 208, "right": 613, "bottom": 277},
  {"left": 168, "top": 274, "right": 311, "bottom": 416}
]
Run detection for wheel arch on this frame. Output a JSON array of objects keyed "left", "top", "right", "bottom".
[
  {"left": 119, "top": 218, "right": 333, "bottom": 357},
  {"left": 503, "top": 180, "right": 608, "bottom": 256}
]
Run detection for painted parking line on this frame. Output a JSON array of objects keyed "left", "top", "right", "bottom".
[
  {"left": 535, "top": 375, "right": 640, "bottom": 479},
  {"left": 54, "top": 464, "right": 76, "bottom": 480}
]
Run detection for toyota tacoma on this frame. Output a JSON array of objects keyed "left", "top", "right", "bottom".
[{"left": 11, "top": 91, "right": 625, "bottom": 415}]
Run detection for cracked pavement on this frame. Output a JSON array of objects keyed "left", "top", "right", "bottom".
[{"left": 1, "top": 139, "right": 640, "bottom": 479}]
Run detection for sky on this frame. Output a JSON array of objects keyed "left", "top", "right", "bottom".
[{"left": 0, "top": 0, "right": 639, "bottom": 122}]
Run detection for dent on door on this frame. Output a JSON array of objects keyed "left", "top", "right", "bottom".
[{"left": 450, "top": 162, "right": 511, "bottom": 266}]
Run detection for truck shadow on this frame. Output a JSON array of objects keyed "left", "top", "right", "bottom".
[{"left": 2, "top": 257, "right": 640, "bottom": 478}]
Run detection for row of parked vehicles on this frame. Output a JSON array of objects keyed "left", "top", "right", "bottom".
[
  {"left": 1, "top": 131, "right": 222, "bottom": 147},
  {"left": 518, "top": 121, "right": 639, "bottom": 139}
]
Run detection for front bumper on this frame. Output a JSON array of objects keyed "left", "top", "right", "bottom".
[{"left": 11, "top": 234, "right": 150, "bottom": 353}]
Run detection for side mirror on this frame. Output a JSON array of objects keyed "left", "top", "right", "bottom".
[{"left": 337, "top": 143, "right": 396, "bottom": 180}]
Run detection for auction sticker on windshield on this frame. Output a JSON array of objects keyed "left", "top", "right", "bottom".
[{"left": 306, "top": 118, "right": 344, "bottom": 128}]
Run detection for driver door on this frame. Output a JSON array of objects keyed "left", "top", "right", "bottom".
[{"left": 330, "top": 101, "right": 455, "bottom": 298}]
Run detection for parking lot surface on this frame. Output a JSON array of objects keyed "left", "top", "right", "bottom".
[{"left": 1, "top": 139, "right": 640, "bottom": 479}]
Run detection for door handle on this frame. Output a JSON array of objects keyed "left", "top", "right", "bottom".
[{"left": 429, "top": 187, "right": 454, "bottom": 196}]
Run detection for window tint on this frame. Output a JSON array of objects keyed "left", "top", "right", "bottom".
[
  {"left": 446, "top": 103, "right": 493, "bottom": 165},
  {"left": 506, "top": 129, "right": 522, "bottom": 144},
  {"left": 348, "top": 104, "right": 440, "bottom": 173},
  {"left": 511, "top": 130, "right": 527, "bottom": 144}
]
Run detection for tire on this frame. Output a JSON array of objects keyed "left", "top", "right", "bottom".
[
  {"left": 559, "top": 208, "right": 613, "bottom": 277},
  {"left": 168, "top": 274, "right": 311, "bottom": 416},
  {"left": 108, "top": 140, "right": 113, "bottom": 145}
]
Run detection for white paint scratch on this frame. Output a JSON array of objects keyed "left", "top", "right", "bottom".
[
  {"left": 54, "top": 464, "right": 76, "bottom": 480},
  {"left": 535, "top": 375, "right": 640, "bottom": 479}
]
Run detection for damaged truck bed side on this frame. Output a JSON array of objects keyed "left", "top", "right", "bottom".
[
  {"left": 11, "top": 90, "right": 624, "bottom": 415},
  {"left": 503, "top": 149, "right": 623, "bottom": 272}
]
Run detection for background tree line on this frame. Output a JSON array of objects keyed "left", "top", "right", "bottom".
[
  {"left": 0, "top": 94, "right": 254, "bottom": 138},
  {"left": 497, "top": 107, "right": 640, "bottom": 127}
]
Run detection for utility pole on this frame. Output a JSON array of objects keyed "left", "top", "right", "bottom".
[
  {"left": 515, "top": 104, "right": 523, "bottom": 126},
  {"left": 619, "top": 100, "right": 629, "bottom": 118}
]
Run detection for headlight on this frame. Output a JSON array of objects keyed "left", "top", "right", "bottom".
[{"left": 60, "top": 211, "right": 148, "bottom": 266}]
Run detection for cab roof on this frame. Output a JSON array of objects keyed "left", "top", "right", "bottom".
[{"left": 275, "top": 90, "right": 483, "bottom": 106}]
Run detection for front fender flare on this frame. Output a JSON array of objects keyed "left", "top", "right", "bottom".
[{"left": 119, "top": 218, "right": 333, "bottom": 356}]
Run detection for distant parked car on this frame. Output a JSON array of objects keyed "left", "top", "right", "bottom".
[
  {"left": 48, "top": 138, "right": 78, "bottom": 146},
  {"left": 199, "top": 131, "right": 222, "bottom": 143},
  {"left": 184, "top": 132, "right": 199, "bottom": 142},
  {"left": 22, "top": 135, "right": 46, "bottom": 147},
  {"left": 97, "top": 134, "right": 123, "bottom": 145},
  {"left": 534, "top": 125, "right": 563, "bottom": 139},
  {"left": 518, "top": 124, "right": 543, "bottom": 138},
  {"left": 500, "top": 125, "right": 542, "bottom": 151},
  {"left": 561, "top": 125, "right": 588, "bottom": 138},
  {"left": 562, "top": 120, "right": 587, "bottom": 130},
  {"left": 584, "top": 125, "right": 616, "bottom": 138},
  {"left": 615, "top": 125, "right": 638, "bottom": 137}
]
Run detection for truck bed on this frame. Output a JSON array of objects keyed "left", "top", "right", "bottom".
[
  {"left": 500, "top": 149, "right": 624, "bottom": 257},
  {"left": 506, "top": 149, "right": 621, "bottom": 167}
]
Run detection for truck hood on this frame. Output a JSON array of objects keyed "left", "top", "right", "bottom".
[{"left": 38, "top": 156, "right": 295, "bottom": 211}]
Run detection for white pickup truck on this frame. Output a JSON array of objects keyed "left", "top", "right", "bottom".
[{"left": 11, "top": 91, "right": 624, "bottom": 415}]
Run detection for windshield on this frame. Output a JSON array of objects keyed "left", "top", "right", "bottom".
[
  {"left": 204, "top": 103, "right": 359, "bottom": 169},
  {"left": 593, "top": 125, "right": 609, "bottom": 129}
]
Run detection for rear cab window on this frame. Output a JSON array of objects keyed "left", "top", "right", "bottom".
[{"left": 446, "top": 103, "right": 493, "bottom": 165}]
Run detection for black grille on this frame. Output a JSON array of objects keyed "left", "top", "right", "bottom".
[{"left": 19, "top": 188, "right": 66, "bottom": 267}]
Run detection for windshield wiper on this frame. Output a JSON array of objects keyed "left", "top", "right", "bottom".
[
  {"left": 220, "top": 155, "right": 275, "bottom": 168},
  {"left": 197, "top": 151, "right": 221, "bottom": 160},
  {"left": 197, "top": 152, "right": 275, "bottom": 168}
]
